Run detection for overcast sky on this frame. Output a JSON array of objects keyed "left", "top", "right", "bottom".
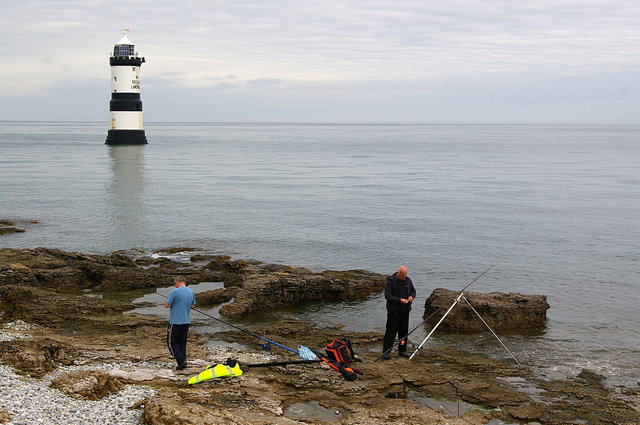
[{"left": 1, "top": 0, "right": 639, "bottom": 123}]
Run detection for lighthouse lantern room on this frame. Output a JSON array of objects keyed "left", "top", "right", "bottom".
[{"left": 105, "top": 29, "right": 147, "bottom": 145}]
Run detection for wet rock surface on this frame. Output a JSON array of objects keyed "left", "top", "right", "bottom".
[
  {"left": 0, "top": 336, "right": 74, "bottom": 376},
  {"left": 0, "top": 226, "right": 25, "bottom": 235},
  {"left": 216, "top": 266, "right": 385, "bottom": 318},
  {"left": 0, "top": 248, "right": 385, "bottom": 315},
  {"left": 0, "top": 248, "right": 638, "bottom": 424},
  {"left": 50, "top": 369, "right": 125, "bottom": 400},
  {"left": 0, "top": 219, "right": 38, "bottom": 235},
  {"left": 423, "top": 288, "right": 550, "bottom": 332},
  {"left": 196, "top": 287, "right": 235, "bottom": 306}
]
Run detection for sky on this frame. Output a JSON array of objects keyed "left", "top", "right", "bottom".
[{"left": 0, "top": 0, "right": 639, "bottom": 124}]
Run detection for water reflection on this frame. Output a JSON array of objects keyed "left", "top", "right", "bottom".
[{"left": 108, "top": 145, "right": 148, "bottom": 247}]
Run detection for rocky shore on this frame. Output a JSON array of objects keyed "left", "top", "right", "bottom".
[{"left": 1, "top": 247, "right": 638, "bottom": 424}]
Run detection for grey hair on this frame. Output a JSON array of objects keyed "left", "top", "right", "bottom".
[{"left": 174, "top": 276, "right": 187, "bottom": 284}]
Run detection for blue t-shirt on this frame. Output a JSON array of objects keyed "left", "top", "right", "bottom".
[{"left": 167, "top": 286, "right": 195, "bottom": 324}]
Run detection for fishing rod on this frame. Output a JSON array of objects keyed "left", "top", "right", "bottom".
[
  {"left": 376, "top": 261, "right": 499, "bottom": 361},
  {"left": 241, "top": 359, "right": 321, "bottom": 368},
  {"left": 157, "top": 292, "right": 302, "bottom": 356}
]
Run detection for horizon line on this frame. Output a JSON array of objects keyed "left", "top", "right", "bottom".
[{"left": 1, "top": 120, "right": 638, "bottom": 126}]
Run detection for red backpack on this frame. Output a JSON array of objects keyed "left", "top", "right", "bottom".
[{"left": 324, "top": 339, "right": 357, "bottom": 364}]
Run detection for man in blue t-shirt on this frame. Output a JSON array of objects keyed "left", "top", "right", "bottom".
[{"left": 164, "top": 276, "right": 195, "bottom": 370}]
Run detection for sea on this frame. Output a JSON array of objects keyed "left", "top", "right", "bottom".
[{"left": 1, "top": 121, "right": 638, "bottom": 390}]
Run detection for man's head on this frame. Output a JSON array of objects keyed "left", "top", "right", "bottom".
[
  {"left": 396, "top": 265, "right": 408, "bottom": 280},
  {"left": 174, "top": 276, "right": 187, "bottom": 287}
]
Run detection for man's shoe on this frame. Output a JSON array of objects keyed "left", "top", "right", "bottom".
[
  {"left": 383, "top": 353, "right": 391, "bottom": 360},
  {"left": 399, "top": 352, "right": 411, "bottom": 358},
  {"left": 176, "top": 363, "right": 187, "bottom": 370}
]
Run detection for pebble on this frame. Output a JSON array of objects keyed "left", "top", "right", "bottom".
[
  {"left": 3, "top": 319, "right": 40, "bottom": 331},
  {"left": 0, "top": 331, "right": 31, "bottom": 342},
  {"left": 0, "top": 321, "right": 36, "bottom": 342},
  {"left": 0, "top": 323, "right": 273, "bottom": 424},
  {"left": 0, "top": 331, "right": 156, "bottom": 425}
]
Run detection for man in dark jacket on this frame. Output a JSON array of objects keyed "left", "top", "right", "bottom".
[{"left": 382, "top": 265, "right": 416, "bottom": 359}]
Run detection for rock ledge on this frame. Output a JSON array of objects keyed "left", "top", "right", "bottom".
[{"left": 423, "top": 288, "right": 550, "bottom": 332}]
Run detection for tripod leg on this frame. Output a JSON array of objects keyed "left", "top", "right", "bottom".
[
  {"left": 463, "top": 296, "right": 521, "bottom": 365},
  {"left": 409, "top": 293, "right": 464, "bottom": 360}
]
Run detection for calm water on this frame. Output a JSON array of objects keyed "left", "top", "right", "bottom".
[{"left": 1, "top": 121, "right": 638, "bottom": 388}]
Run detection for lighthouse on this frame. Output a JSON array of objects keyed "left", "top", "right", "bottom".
[{"left": 106, "top": 29, "right": 147, "bottom": 145}]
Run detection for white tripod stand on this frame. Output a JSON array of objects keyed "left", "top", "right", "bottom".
[{"left": 409, "top": 291, "right": 521, "bottom": 365}]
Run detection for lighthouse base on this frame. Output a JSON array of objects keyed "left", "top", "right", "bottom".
[{"left": 105, "top": 129, "right": 147, "bottom": 145}]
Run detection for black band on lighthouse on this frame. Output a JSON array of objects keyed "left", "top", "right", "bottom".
[
  {"left": 110, "top": 99, "right": 143, "bottom": 111},
  {"left": 110, "top": 57, "right": 145, "bottom": 66},
  {"left": 106, "top": 130, "right": 147, "bottom": 145},
  {"left": 111, "top": 93, "right": 140, "bottom": 100}
]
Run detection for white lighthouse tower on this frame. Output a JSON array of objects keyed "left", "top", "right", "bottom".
[{"left": 106, "top": 29, "right": 147, "bottom": 145}]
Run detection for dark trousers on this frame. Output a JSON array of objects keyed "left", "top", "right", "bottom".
[
  {"left": 167, "top": 323, "right": 190, "bottom": 365},
  {"left": 383, "top": 311, "right": 410, "bottom": 354}
]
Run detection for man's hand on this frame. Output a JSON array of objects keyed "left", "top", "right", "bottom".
[
  {"left": 408, "top": 296, "right": 414, "bottom": 303},
  {"left": 400, "top": 298, "right": 408, "bottom": 304}
]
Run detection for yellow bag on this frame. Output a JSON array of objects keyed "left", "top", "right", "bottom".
[{"left": 188, "top": 362, "right": 243, "bottom": 384}]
